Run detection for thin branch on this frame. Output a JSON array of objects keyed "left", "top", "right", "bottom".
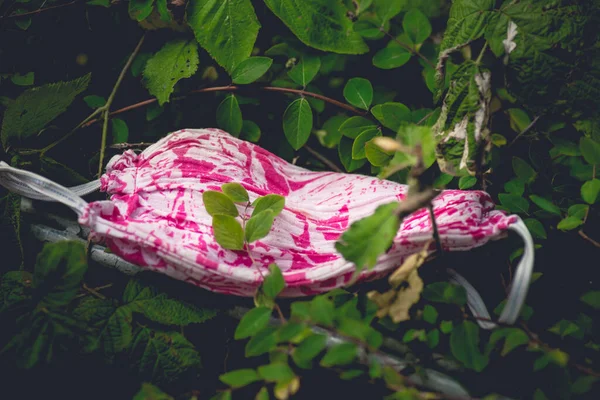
[
  {"left": 304, "top": 145, "right": 343, "bottom": 173},
  {"left": 380, "top": 29, "right": 436, "bottom": 70},
  {"left": 262, "top": 86, "right": 365, "bottom": 115},
  {"left": 428, "top": 205, "right": 443, "bottom": 254},
  {"left": 508, "top": 115, "right": 540, "bottom": 147},
  {"left": 1, "top": 0, "right": 79, "bottom": 19},
  {"left": 578, "top": 230, "right": 600, "bottom": 248}
]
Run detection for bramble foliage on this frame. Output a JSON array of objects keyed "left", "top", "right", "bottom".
[{"left": 1, "top": 0, "right": 599, "bottom": 399}]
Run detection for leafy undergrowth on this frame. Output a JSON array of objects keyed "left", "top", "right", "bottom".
[{"left": 1, "top": 0, "right": 599, "bottom": 399}]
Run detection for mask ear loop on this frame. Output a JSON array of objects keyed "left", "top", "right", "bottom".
[
  {"left": 0, "top": 162, "right": 90, "bottom": 217},
  {"left": 447, "top": 216, "right": 535, "bottom": 329}
]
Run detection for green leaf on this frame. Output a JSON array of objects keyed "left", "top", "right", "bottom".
[
  {"left": 212, "top": 215, "right": 244, "bottom": 250},
  {"left": 129, "top": 0, "right": 154, "bottom": 21},
  {"left": 232, "top": 57, "right": 273, "bottom": 84},
  {"left": 33, "top": 241, "right": 87, "bottom": 308},
  {"left": 502, "top": 329, "right": 529, "bottom": 356},
  {"left": 187, "top": 0, "right": 260, "bottom": 73},
  {"left": 222, "top": 183, "right": 249, "bottom": 203},
  {"left": 365, "top": 140, "right": 394, "bottom": 167},
  {"left": 422, "top": 282, "right": 467, "bottom": 306},
  {"left": 343, "top": 78, "right": 373, "bottom": 110},
  {"left": 263, "top": 0, "right": 368, "bottom": 55},
  {"left": 504, "top": 179, "right": 525, "bottom": 196},
  {"left": 143, "top": 40, "right": 199, "bottom": 106},
  {"left": 263, "top": 264, "right": 285, "bottom": 299},
  {"left": 251, "top": 194, "right": 285, "bottom": 218},
  {"left": 235, "top": 307, "right": 273, "bottom": 339},
  {"left": 245, "top": 327, "right": 278, "bottom": 357},
  {"left": 372, "top": 46, "right": 411, "bottom": 69},
  {"left": 507, "top": 108, "right": 531, "bottom": 133},
  {"left": 292, "top": 334, "right": 327, "bottom": 366},
  {"left": 288, "top": 56, "right": 321, "bottom": 87},
  {"left": 83, "top": 95, "right": 106, "bottom": 108},
  {"left": 374, "top": 0, "right": 405, "bottom": 24},
  {"left": 352, "top": 128, "right": 380, "bottom": 160},
  {"left": 440, "top": 320, "right": 453, "bottom": 334},
  {"left": 203, "top": 191, "right": 239, "bottom": 217},
  {"left": 111, "top": 118, "right": 129, "bottom": 144},
  {"left": 581, "top": 179, "right": 600, "bottom": 204},
  {"left": 156, "top": 0, "right": 172, "bottom": 21},
  {"left": 581, "top": 291, "right": 600, "bottom": 309},
  {"left": 524, "top": 218, "right": 546, "bottom": 240},
  {"left": 283, "top": 98, "right": 313, "bottom": 150},
  {"left": 422, "top": 305, "right": 438, "bottom": 324},
  {"left": 512, "top": 156, "right": 537, "bottom": 184},
  {"left": 458, "top": 175, "right": 477, "bottom": 189},
  {"left": 370, "top": 102, "right": 410, "bottom": 131},
  {"left": 256, "top": 387, "right": 269, "bottom": 400},
  {"left": 568, "top": 204, "right": 589, "bottom": 219},
  {"left": 450, "top": 321, "right": 488, "bottom": 372},
  {"left": 220, "top": 369, "right": 260, "bottom": 388},
  {"left": 241, "top": 120, "right": 262, "bottom": 142},
  {"left": 572, "top": 376, "right": 598, "bottom": 395},
  {"left": 529, "top": 195, "right": 561, "bottom": 216},
  {"left": 439, "top": 0, "right": 494, "bottom": 59},
  {"left": 258, "top": 363, "right": 295, "bottom": 382},
  {"left": 216, "top": 94, "right": 243, "bottom": 137},
  {"left": 557, "top": 216, "right": 583, "bottom": 231},
  {"left": 320, "top": 342, "right": 357, "bottom": 367},
  {"left": 403, "top": 9, "right": 431, "bottom": 44},
  {"left": 498, "top": 193, "right": 529, "bottom": 214},
  {"left": 133, "top": 383, "right": 174, "bottom": 400},
  {"left": 339, "top": 136, "right": 367, "bottom": 172},
  {"left": 339, "top": 116, "right": 377, "bottom": 139},
  {"left": 310, "top": 296, "right": 335, "bottom": 327},
  {"left": 0, "top": 271, "right": 32, "bottom": 312},
  {"left": 11, "top": 72, "right": 34, "bottom": 86},
  {"left": 580, "top": 137, "right": 600, "bottom": 165},
  {"left": 398, "top": 124, "right": 436, "bottom": 168},
  {"left": 130, "top": 328, "right": 202, "bottom": 383},
  {"left": 1, "top": 74, "right": 90, "bottom": 150},
  {"left": 548, "top": 319, "right": 579, "bottom": 338},
  {"left": 245, "top": 210, "right": 276, "bottom": 243},
  {"left": 335, "top": 202, "right": 400, "bottom": 272}
]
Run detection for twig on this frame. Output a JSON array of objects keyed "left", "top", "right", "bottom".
[
  {"left": 1, "top": 0, "right": 78, "bottom": 19},
  {"left": 82, "top": 283, "right": 106, "bottom": 300},
  {"left": 578, "top": 230, "right": 600, "bottom": 248},
  {"left": 380, "top": 29, "right": 436, "bottom": 70},
  {"left": 508, "top": 115, "right": 540, "bottom": 147},
  {"left": 304, "top": 145, "right": 343, "bottom": 172},
  {"left": 428, "top": 205, "right": 443, "bottom": 254}
]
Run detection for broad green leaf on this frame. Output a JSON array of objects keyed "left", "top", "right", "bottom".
[
  {"left": 422, "top": 282, "right": 467, "bottom": 306},
  {"left": 403, "top": 9, "right": 431, "bottom": 44},
  {"left": 433, "top": 173, "right": 454, "bottom": 189},
  {"left": 288, "top": 56, "right": 321, "bottom": 87},
  {"left": 507, "top": 108, "right": 531, "bottom": 133},
  {"left": 548, "top": 319, "right": 580, "bottom": 338},
  {"left": 1, "top": 74, "right": 90, "bottom": 150},
  {"left": 550, "top": 137, "right": 580, "bottom": 156},
  {"left": 143, "top": 40, "right": 199, "bottom": 106},
  {"left": 581, "top": 291, "right": 600, "bottom": 309},
  {"left": 11, "top": 72, "right": 34, "bottom": 86},
  {"left": 557, "top": 216, "right": 582, "bottom": 231},
  {"left": 568, "top": 204, "right": 589, "bottom": 219},
  {"left": 397, "top": 124, "right": 436, "bottom": 168},
  {"left": 241, "top": 120, "right": 261, "bottom": 142},
  {"left": 355, "top": 0, "right": 374, "bottom": 15},
  {"left": 263, "top": 264, "right": 285, "bottom": 299},
  {"left": 450, "top": 321, "right": 488, "bottom": 372},
  {"left": 370, "top": 102, "right": 410, "bottom": 131},
  {"left": 222, "top": 183, "right": 249, "bottom": 203},
  {"left": 283, "top": 98, "right": 313, "bottom": 150},
  {"left": 422, "top": 305, "right": 438, "bottom": 324},
  {"left": 258, "top": 363, "right": 295, "bottom": 382},
  {"left": 256, "top": 387, "right": 269, "bottom": 400},
  {"left": 581, "top": 179, "right": 600, "bottom": 204},
  {"left": 130, "top": 328, "right": 201, "bottom": 383},
  {"left": 339, "top": 116, "right": 377, "bottom": 139},
  {"left": 245, "top": 327, "right": 278, "bottom": 357},
  {"left": 220, "top": 369, "right": 260, "bottom": 388},
  {"left": 276, "top": 322, "right": 305, "bottom": 343},
  {"left": 156, "top": 0, "right": 172, "bottom": 21},
  {"left": 365, "top": 140, "right": 394, "bottom": 167},
  {"left": 320, "top": 342, "right": 357, "bottom": 367},
  {"left": 263, "top": 0, "right": 368, "bottom": 55},
  {"left": 212, "top": 216, "right": 244, "bottom": 250},
  {"left": 83, "top": 95, "right": 106, "bottom": 108},
  {"left": 524, "top": 218, "right": 546, "bottom": 240},
  {"left": 186, "top": 0, "right": 260, "bottom": 73},
  {"left": 245, "top": 210, "right": 276, "bottom": 242},
  {"left": 33, "top": 241, "right": 87, "bottom": 308},
  {"left": 129, "top": 0, "right": 154, "bottom": 21},
  {"left": 440, "top": 320, "right": 453, "bottom": 334},
  {"left": 232, "top": 57, "right": 273, "bottom": 84},
  {"left": 374, "top": 0, "right": 405, "bottom": 24},
  {"left": 504, "top": 179, "right": 525, "bottom": 196},
  {"left": 343, "top": 78, "right": 373, "bottom": 110},
  {"left": 216, "top": 94, "right": 243, "bottom": 137},
  {"left": 309, "top": 296, "right": 335, "bottom": 327},
  {"left": 458, "top": 175, "right": 477, "bottom": 189},
  {"left": 580, "top": 137, "right": 600, "bottom": 165},
  {"left": 292, "top": 334, "right": 327, "bottom": 365},
  {"left": 372, "top": 46, "right": 411, "bottom": 69},
  {"left": 133, "top": 383, "right": 174, "bottom": 400},
  {"left": 315, "top": 115, "right": 345, "bottom": 148},
  {"left": 354, "top": 18, "right": 385, "bottom": 40},
  {"left": 111, "top": 118, "right": 129, "bottom": 144},
  {"left": 572, "top": 376, "right": 598, "bottom": 395},
  {"left": 352, "top": 128, "right": 380, "bottom": 159},
  {"left": 235, "top": 307, "right": 272, "bottom": 339},
  {"left": 498, "top": 193, "right": 529, "bottom": 214},
  {"left": 203, "top": 191, "right": 239, "bottom": 217},
  {"left": 339, "top": 136, "right": 367, "bottom": 172},
  {"left": 251, "top": 194, "right": 285, "bottom": 217},
  {"left": 529, "top": 195, "right": 561, "bottom": 216},
  {"left": 335, "top": 202, "right": 400, "bottom": 271}
]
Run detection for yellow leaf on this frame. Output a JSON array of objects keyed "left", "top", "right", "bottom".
[{"left": 388, "top": 269, "right": 424, "bottom": 323}]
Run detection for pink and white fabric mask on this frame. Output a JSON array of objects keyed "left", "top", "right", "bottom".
[{"left": 0, "top": 128, "right": 534, "bottom": 328}]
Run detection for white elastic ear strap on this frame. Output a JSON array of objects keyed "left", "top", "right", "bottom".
[
  {"left": 0, "top": 162, "right": 91, "bottom": 216},
  {"left": 448, "top": 216, "right": 535, "bottom": 329}
]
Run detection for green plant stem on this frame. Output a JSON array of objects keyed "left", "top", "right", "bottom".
[
  {"left": 1, "top": 0, "right": 79, "bottom": 19},
  {"left": 474, "top": 42, "right": 488, "bottom": 65},
  {"left": 304, "top": 145, "right": 343, "bottom": 172},
  {"left": 380, "top": 29, "right": 436, "bottom": 70}
]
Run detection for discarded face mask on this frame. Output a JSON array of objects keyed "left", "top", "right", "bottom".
[{"left": 0, "top": 128, "right": 534, "bottom": 328}]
